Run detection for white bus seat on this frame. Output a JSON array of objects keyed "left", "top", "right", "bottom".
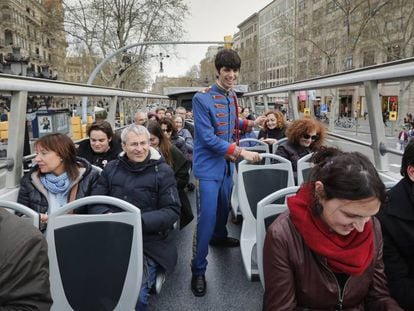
[
  {"left": 271, "top": 137, "right": 288, "bottom": 154},
  {"left": 0, "top": 199, "right": 39, "bottom": 228},
  {"left": 238, "top": 153, "right": 295, "bottom": 280},
  {"left": 297, "top": 152, "right": 314, "bottom": 185},
  {"left": 256, "top": 186, "right": 299, "bottom": 288},
  {"left": 231, "top": 139, "right": 270, "bottom": 218},
  {"left": 46, "top": 196, "right": 143, "bottom": 311}
]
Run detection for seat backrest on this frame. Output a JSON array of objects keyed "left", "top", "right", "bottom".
[
  {"left": 256, "top": 186, "right": 299, "bottom": 288},
  {"left": 297, "top": 152, "right": 314, "bottom": 185},
  {"left": 239, "top": 138, "right": 269, "bottom": 153},
  {"left": 0, "top": 199, "right": 39, "bottom": 228},
  {"left": 272, "top": 137, "right": 288, "bottom": 154},
  {"left": 238, "top": 153, "right": 295, "bottom": 221},
  {"left": 46, "top": 196, "right": 143, "bottom": 311}
]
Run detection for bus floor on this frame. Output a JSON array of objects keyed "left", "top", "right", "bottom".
[{"left": 149, "top": 187, "right": 264, "bottom": 311}]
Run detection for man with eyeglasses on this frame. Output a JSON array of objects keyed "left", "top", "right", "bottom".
[{"left": 90, "top": 124, "right": 180, "bottom": 311}]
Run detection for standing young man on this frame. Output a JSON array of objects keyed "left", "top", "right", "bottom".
[{"left": 190, "top": 49, "right": 264, "bottom": 297}]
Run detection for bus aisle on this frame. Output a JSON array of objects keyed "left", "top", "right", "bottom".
[{"left": 149, "top": 188, "right": 264, "bottom": 310}]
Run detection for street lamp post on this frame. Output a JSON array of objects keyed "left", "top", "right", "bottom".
[
  {"left": 150, "top": 52, "right": 170, "bottom": 73},
  {"left": 81, "top": 40, "right": 231, "bottom": 124}
]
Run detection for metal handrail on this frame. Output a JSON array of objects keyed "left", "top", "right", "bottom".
[
  {"left": 245, "top": 57, "right": 414, "bottom": 96},
  {"left": 0, "top": 73, "right": 168, "bottom": 99}
]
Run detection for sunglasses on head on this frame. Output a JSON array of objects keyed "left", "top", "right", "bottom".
[{"left": 303, "top": 134, "right": 319, "bottom": 140}]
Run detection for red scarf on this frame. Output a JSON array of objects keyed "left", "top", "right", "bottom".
[{"left": 288, "top": 185, "right": 374, "bottom": 276}]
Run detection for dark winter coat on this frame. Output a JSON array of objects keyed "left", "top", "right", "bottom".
[
  {"left": 170, "top": 145, "right": 193, "bottom": 229},
  {"left": 377, "top": 177, "right": 414, "bottom": 310},
  {"left": 0, "top": 209, "right": 52, "bottom": 310},
  {"left": 171, "top": 135, "right": 190, "bottom": 162},
  {"left": 258, "top": 126, "right": 286, "bottom": 141},
  {"left": 17, "top": 157, "right": 101, "bottom": 230},
  {"left": 258, "top": 127, "right": 286, "bottom": 153},
  {"left": 89, "top": 148, "right": 181, "bottom": 274},
  {"left": 76, "top": 139, "right": 122, "bottom": 169},
  {"left": 275, "top": 141, "right": 311, "bottom": 173}
]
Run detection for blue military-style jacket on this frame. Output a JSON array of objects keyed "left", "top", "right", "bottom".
[{"left": 192, "top": 83, "right": 250, "bottom": 180}]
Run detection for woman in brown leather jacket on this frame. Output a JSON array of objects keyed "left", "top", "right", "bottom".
[{"left": 263, "top": 148, "right": 402, "bottom": 310}]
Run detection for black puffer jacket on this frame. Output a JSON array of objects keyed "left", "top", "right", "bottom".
[
  {"left": 89, "top": 148, "right": 181, "bottom": 274},
  {"left": 17, "top": 157, "right": 101, "bottom": 224},
  {"left": 377, "top": 177, "right": 414, "bottom": 310},
  {"left": 76, "top": 139, "right": 122, "bottom": 169}
]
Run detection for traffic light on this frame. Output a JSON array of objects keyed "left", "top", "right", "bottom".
[{"left": 224, "top": 35, "right": 233, "bottom": 49}]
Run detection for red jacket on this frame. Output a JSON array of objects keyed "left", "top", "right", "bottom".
[{"left": 263, "top": 212, "right": 402, "bottom": 310}]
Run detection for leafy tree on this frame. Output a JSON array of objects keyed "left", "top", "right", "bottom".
[{"left": 63, "top": 0, "right": 189, "bottom": 89}]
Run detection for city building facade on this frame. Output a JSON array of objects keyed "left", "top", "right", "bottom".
[
  {"left": 0, "top": 0, "right": 66, "bottom": 79},
  {"left": 235, "top": 0, "right": 414, "bottom": 120},
  {"left": 236, "top": 13, "right": 259, "bottom": 92}
]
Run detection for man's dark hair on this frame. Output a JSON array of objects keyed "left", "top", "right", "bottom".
[
  {"left": 401, "top": 141, "right": 414, "bottom": 177},
  {"left": 214, "top": 49, "right": 241, "bottom": 72}
]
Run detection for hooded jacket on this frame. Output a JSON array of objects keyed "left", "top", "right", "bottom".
[
  {"left": 17, "top": 157, "right": 101, "bottom": 230},
  {"left": 89, "top": 147, "right": 180, "bottom": 274}
]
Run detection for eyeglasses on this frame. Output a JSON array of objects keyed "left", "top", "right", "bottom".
[
  {"left": 303, "top": 134, "right": 319, "bottom": 141},
  {"left": 162, "top": 129, "right": 172, "bottom": 133}
]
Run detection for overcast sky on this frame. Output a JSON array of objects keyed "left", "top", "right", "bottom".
[{"left": 150, "top": 0, "right": 272, "bottom": 79}]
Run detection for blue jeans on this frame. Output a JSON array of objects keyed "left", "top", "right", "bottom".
[{"left": 136, "top": 256, "right": 158, "bottom": 311}]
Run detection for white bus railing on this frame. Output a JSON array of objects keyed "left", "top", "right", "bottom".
[
  {"left": 242, "top": 57, "right": 414, "bottom": 173},
  {"left": 0, "top": 74, "right": 167, "bottom": 188}
]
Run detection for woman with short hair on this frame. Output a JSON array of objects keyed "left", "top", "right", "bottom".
[{"left": 18, "top": 133, "right": 101, "bottom": 230}]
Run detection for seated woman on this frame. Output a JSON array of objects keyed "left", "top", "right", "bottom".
[
  {"left": 160, "top": 117, "right": 189, "bottom": 160},
  {"left": 147, "top": 121, "right": 193, "bottom": 229},
  {"left": 258, "top": 110, "right": 287, "bottom": 152},
  {"left": 17, "top": 133, "right": 101, "bottom": 230},
  {"left": 276, "top": 117, "right": 325, "bottom": 174},
  {"left": 172, "top": 114, "right": 193, "bottom": 156},
  {"left": 263, "top": 147, "right": 402, "bottom": 310},
  {"left": 240, "top": 107, "right": 254, "bottom": 121},
  {"left": 76, "top": 120, "right": 122, "bottom": 169},
  {"left": 377, "top": 141, "right": 414, "bottom": 310}
]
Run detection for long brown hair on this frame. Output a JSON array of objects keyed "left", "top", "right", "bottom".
[
  {"left": 35, "top": 133, "right": 79, "bottom": 180},
  {"left": 146, "top": 121, "right": 173, "bottom": 166}
]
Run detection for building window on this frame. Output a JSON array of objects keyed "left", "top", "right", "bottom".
[
  {"left": 363, "top": 50, "right": 375, "bottom": 66},
  {"left": 387, "top": 44, "right": 401, "bottom": 61},
  {"left": 327, "top": 56, "right": 336, "bottom": 73},
  {"left": 4, "top": 30, "right": 13, "bottom": 45},
  {"left": 345, "top": 55, "right": 353, "bottom": 70}
]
